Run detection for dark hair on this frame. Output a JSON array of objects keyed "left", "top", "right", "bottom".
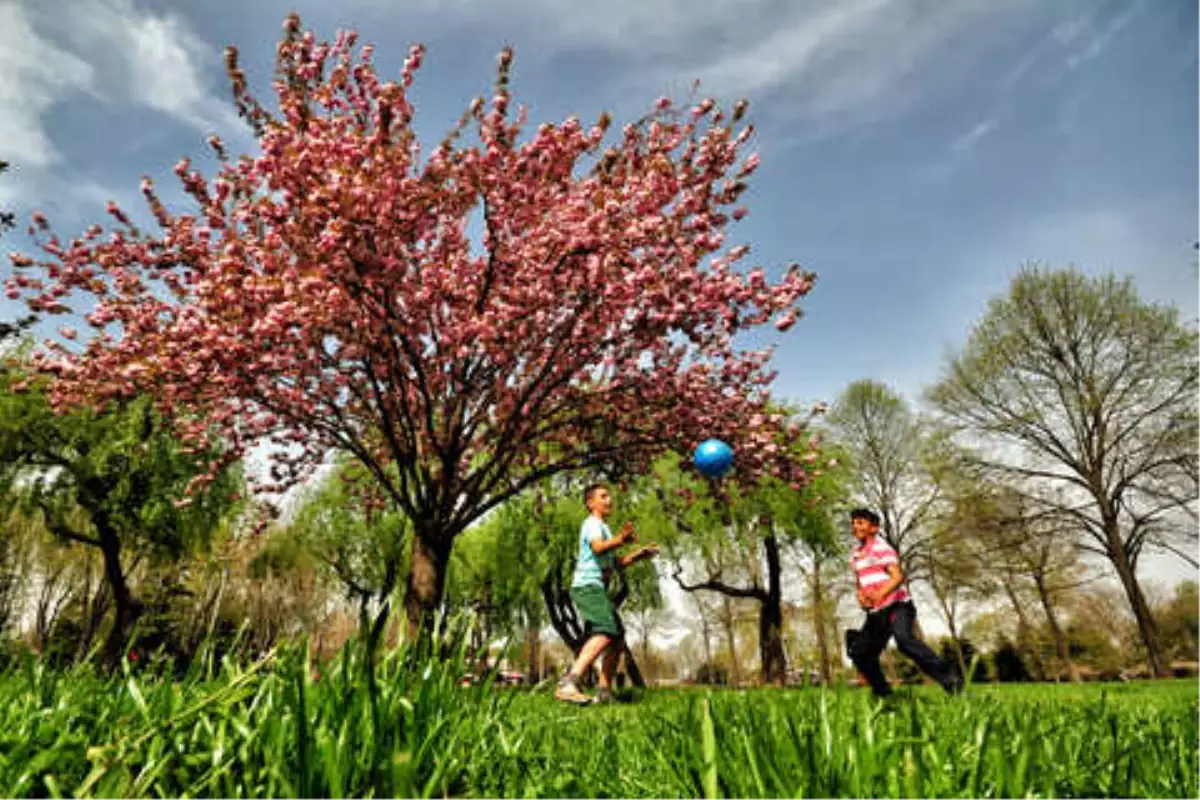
[
  {"left": 583, "top": 483, "right": 607, "bottom": 508},
  {"left": 849, "top": 507, "right": 881, "bottom": 526}
]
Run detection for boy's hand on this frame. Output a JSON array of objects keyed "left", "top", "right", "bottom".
[
  {"left": 637, "top": 544, "right": 660, "bottom": 560},
  {"left": 857, "top": 587, "right": 873, "bottom": 609},
  {"left": 619, "top": 520, "right": 637, "bottom": 544}
]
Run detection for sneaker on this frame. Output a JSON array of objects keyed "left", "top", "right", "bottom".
[{"left": 555, "top": 677, "right": 591, "bottom": 705}]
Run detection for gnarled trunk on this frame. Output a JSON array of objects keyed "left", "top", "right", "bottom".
[
  {"left": 403, "top": 531, "right": 453, "bottom": 641},
  {"left": 99, "top": 528, "right": 142, "bottom": 668},
  {"left": 759, "top": 531, "right": 787, "bottom": 685}
]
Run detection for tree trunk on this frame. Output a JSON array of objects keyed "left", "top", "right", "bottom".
[
  {"left": 1033, "top": 573, "right": 1080, "bottom": 682},
  {"left": 403, "top": 531, "right": 453, "bottom": 641},
  {"left": 811, "top": 558, "right": 832, "bottom": 686},
  {"left": 759, "top": 531, "right": 787, "bottom": 685},
  {"left": 946, "top": 611, "right": 967, "bottom": 679},
  {"left": 930, "top": 572, "right": 967, "bottom": 678},
  {"left": 721, "top": 596, "right": 740, "bottom": 685},
  {"left": 77, "top": 568, "right": 110, "bottom": 663},
  {"left": 524, "top": 624, "right": 541, "bottom": 682},
  {"left": 542, "top": 574, "right": 585, "bottom": 653},
  {"left": 1106, "top": 531, "right": 1167, "bottom": 677},
  {"left": 99, "top": 530, "right": 142, "bottom": 668},
  {"left": 621, "top": 644, "right": 647, "bottom": 688},
  {"left": 999, "top": 577, "right": 1047, "bottom": 680},
  {"left": 696, "top": 596, "right": 714, "bottom": 666}
]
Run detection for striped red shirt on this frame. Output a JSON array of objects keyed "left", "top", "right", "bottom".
[{"left": 851, "top": 536, "right": 910, "bottom": 611}]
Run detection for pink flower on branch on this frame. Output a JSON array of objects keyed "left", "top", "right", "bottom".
[{"left": 11, "top": 15, "right": 819, "bottom": 632}]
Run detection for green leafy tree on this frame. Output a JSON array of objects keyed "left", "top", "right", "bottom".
[
  {"left": 289, "top": 459, "right": 411, "bottom": 616},
  {"left": 0, "top": 367, "right": 242, "bottom": 665},
  {"left": 635, "top": 428, "right": 842, "bottom": 685}
]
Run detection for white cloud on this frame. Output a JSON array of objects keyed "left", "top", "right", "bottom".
[
  {"left": 346, "top": 0, "right": 1035, "bottom": 135},
  {"left": 949, "top": 118, "right": 997, "bottom": 154},
  {"left": 677, "top": 0, "right": 1025, "bottom": 128},
  {"left": 1066, "top": 0, "right": 1146, "bottom": 70},
  {"left": 59, "top": 0, "right": 242, "bottom": 134},
  {"left": 351, "top": 0, "right": 752, "bottom": 54},
  {"left": 0, "top": 2, "right": 96, "bottom": 167},
  {"left": 0, "top": 0, "right": 241, "bottom": 172}
]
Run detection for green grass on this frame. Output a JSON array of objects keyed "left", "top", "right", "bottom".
[{"left": 0, "top": 636, "right": 1193, "bottom": 798}]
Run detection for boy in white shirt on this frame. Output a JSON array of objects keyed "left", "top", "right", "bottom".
[{"left": 555, "top": 483, "right": 658, "bottom": 705}]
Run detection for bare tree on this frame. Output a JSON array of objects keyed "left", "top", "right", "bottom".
[
  {"left": 928, "top": 267, "right": 1198, "bottom": 677},
  {"left": 828, "top": 381, "right": 941, "bottom": 581}
]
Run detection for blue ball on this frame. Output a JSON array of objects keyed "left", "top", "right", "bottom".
[{"left": 694, "top": 439, "right": 734, "bottom": 478}]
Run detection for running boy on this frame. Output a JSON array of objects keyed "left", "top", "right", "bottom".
[
  {"left": 846, "top": 507, "right": 962, "bottom": 698},
  {"left": 555, "top": 483, "right": 658, "bottom": 705}
]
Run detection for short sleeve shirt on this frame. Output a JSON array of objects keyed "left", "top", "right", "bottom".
[
  {"left": 851, "top": 536, "right": 910, "bottom": 611},
  {"left": 572, "top": 516, "right": 615, "bottom": 588}
]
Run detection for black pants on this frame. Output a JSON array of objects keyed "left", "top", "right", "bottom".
[{"left": 846, "top": 601, "right": 959, "bottom": 697}]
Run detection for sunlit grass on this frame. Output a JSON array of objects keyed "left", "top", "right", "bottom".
[{"left": 0, "top": 634, "right": 1193, "bottom": 798}]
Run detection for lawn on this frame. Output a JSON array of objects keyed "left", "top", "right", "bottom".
[{"left": 0, "top": 640, "right": 1194, "bottom": 798}]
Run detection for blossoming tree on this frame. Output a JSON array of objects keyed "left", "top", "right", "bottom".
[{"left": 7, "top": 15, "right": 819, "bottom": 635}]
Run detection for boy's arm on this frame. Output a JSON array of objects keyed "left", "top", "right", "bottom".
[
  {"left": 864, "top": 564, "right": 905, "bottom": 605},
  {"left": 617, "top": 544, "right": 659, "bottom": 569},
  {"left": 590, "top": 520, "right": 635, "bottom": 555}
]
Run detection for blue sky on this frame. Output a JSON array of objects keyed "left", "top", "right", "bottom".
[{"left": 0, "top": 0, "right": 1195, "bottom": 629}]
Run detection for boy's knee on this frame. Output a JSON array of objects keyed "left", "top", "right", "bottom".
[
  {"left": 848, "top": 639, "right": 872, "bottom": 665},
  {"left": 894, "top": 634, "right": 924, "bottom": 657}
]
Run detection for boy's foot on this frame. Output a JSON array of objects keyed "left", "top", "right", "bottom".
[{"left": 555, "top": 676, "right": 591, "bottom": 705}]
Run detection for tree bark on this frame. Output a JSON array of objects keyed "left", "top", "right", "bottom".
[
  {"left": 98, "top": 523, "right": 142, "bottom": 668},
  {"left": 1106, "top": 525, "right": 1167, "bottom": 677},
  {"left": 77, "top": 566, "right": 110, "bottom": 663},
  {"left": 403, "top": 530, "right": 453, "bottom": 641},
  {"left": 542, "top": 572, "right": 585, "bottom": 653},
  {"left": 524, "top": 624, "right": 541, "bottom": 681},
  {"left": 998, "top": 576, "right": 1048, "bottom": 680},
  {"left": 695, "top": 595, "right": 713, "bottom": 666},
  {"left": 621, "top": 644, "right": 646, "bottom": 687},
  {"left": 721, "top": 596, "right": 740, "bottom": 685},
  {"left": 1031, "top": 573, "right": 1079, "bottom": 682},
  {"left": 811, "top": 558, "right": 832, "bottom": 686},
  {"left": 759, "top": 531, "right": 787, "bottom": 685}
]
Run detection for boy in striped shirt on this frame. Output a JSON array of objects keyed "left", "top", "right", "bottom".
[{"left": 847, "top": 507, "right": 961, "bottom": 698}]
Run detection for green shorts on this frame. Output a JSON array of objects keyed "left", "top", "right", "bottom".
[{"left": 571, "top": 584, "right": 625, "bottom": 641}]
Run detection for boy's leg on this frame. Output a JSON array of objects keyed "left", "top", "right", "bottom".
[
  {"left": 598, "top": 642, "right": 621, "bottom": 689},
  {"left": 889, "top": 602, "right": 962, "bottom": 694},
  {"left": 556, "top": 634, "right": 611, "bottom": 704},
  {"left": 558, "top": 584, "right": 625, "bottom": 704},
  {"left": 848, "top": 612, "right": 893, "bottom": 697},
  {"left": 568, "top": 633, "right": 612, "bottom": 679}
]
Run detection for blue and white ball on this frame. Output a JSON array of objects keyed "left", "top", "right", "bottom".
[{"left": 694, "top": 439, "right": 734, "bottom": 479}]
